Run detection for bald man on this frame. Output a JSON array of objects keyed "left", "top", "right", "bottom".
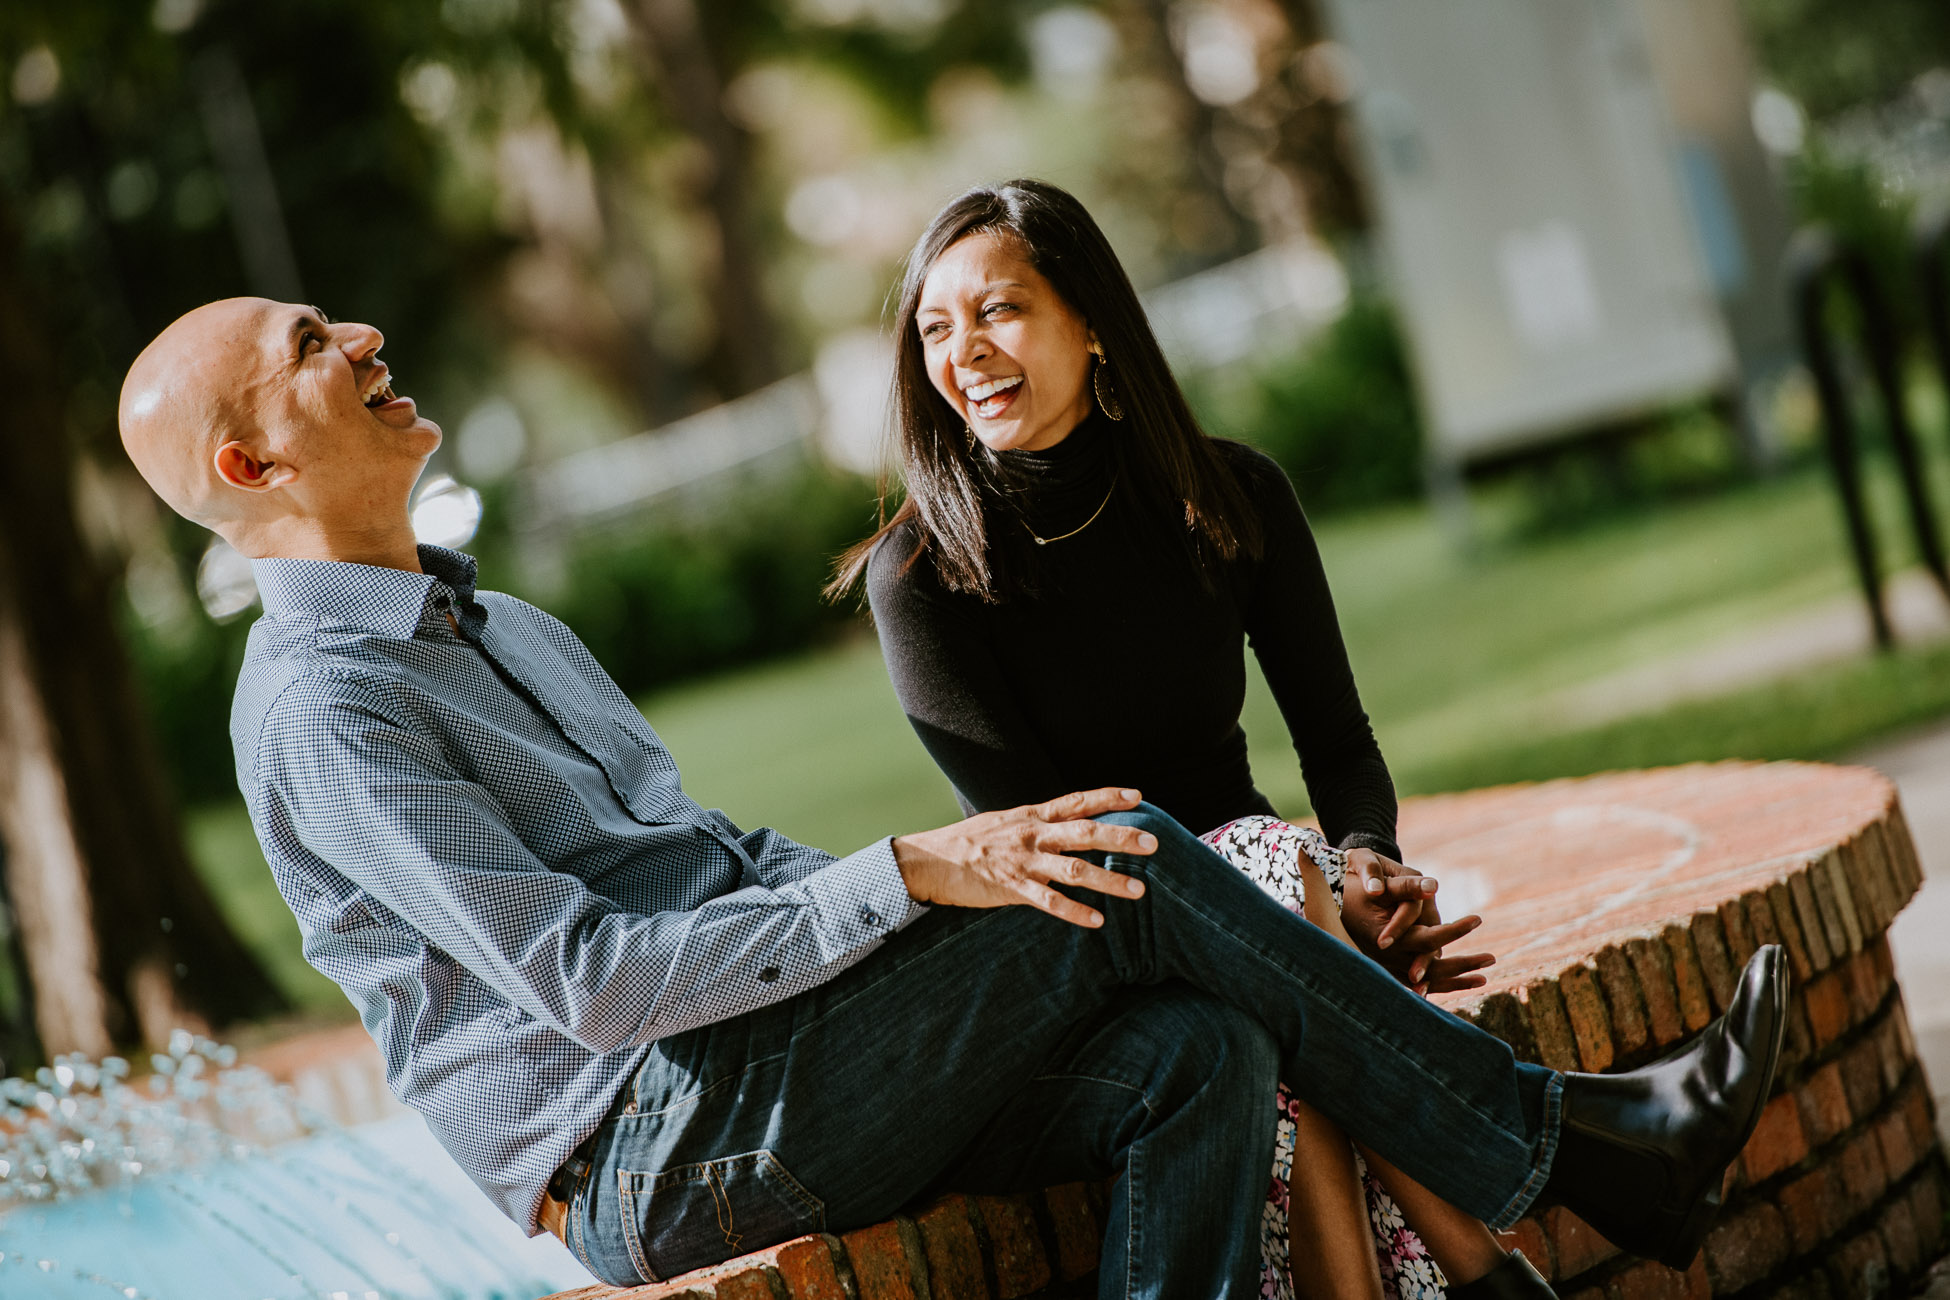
[{"left": 118, "top": 299, "right": 1787, "bottom": 1296}]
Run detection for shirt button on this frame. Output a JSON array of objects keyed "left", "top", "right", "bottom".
[
  {"left": 758, "top": 966, "right": 780, "bottom": 983},
  {"left": 860, "top": 906, "right": 880, "bottom": 926}
]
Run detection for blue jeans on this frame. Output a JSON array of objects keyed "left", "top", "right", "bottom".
[{"left": 564, "top": 805, "right": 1562, "bottom": 1296}]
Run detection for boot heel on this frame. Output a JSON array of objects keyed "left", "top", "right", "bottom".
[{"left": 1655, "top": 1187, "right": 1721, "bottom": 1271}]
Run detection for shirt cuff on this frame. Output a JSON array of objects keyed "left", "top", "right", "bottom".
[
  {"left": 803, "top": 836, "right": 927, "bottom": 947},
  {"left": 1337, "top": 831, "right": 1404, "bottom": 863}
]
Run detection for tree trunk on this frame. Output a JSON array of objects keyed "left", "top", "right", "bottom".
[
  {"left": 0, "top": 204, "right": 287, "bottom": 1062},
  {"left": 1272, "top": 0, "right": 1372, "bottom": 239},
  {"left": 623, "top": 0, "right": 779, "bottom": 399}
]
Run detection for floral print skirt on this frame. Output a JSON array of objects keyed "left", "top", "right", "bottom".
[{"left": 1200, "top": 815, "right": 1449, "bottom": 1300}]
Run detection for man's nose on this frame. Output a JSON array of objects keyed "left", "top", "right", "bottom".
[{"left": 336, "top": 321, "right": 385, "bottom": 360}]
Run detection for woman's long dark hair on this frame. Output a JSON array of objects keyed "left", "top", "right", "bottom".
[{"left": 828, "top": 178, "right": 1262, "bottom": 603}]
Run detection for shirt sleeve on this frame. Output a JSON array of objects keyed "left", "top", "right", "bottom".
[
  {"left": 865, "top": 531, "right": 1070, "bottom": 815},
  {"left": 1233, "top": 449, "right": 1404, "bottom": 861},
  {"left": 254, "top": 677, "right": 920, "bottom": 1054}
]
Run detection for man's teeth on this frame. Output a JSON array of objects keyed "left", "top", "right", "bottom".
[
  {"left": 363, "top": 379, "right": 398, "bottom": 408},
  {"left": 964, "top": 375, "right": 1022, "bottom": 403}
]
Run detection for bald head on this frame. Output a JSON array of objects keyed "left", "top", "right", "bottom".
[
  {"left": 119, "top": 297, "right": 274, "bottom": 528},
  {"left": 117, "top": 297, "right": 441, "bottom": 565}
]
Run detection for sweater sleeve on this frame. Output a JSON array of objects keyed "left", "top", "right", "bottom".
[
  {"left": 866, "top": 530, "right": 1070, "bottom": 816},
  {"left": 1233, "top": 449, "right": 1403, "bottom": 861}
]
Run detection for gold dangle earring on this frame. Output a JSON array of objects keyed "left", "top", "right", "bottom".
[{"left": 1092, "top": 350, "right": 1125, "bottom": 422}]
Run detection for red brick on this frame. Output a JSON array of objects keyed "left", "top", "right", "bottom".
[
  {"left": 1901, "top": 1078, "right": 1937, "bottom": 1155},
  {"left": 1702, "top": 1200, "right": 1791, "bottom": 1292},
  {"left": 1560, "top": 963, "right": 1616, "bottom": 1072},
  {"left": 1838, "top": 1036, "right": 1886, "bottom": 1121},
  {"left": 1840, "top": 947, "right": 1887, "bottom": 1026},
  {"left": 1771, "top": 1274, "right": 1836, "bottom": 1300},
  {"left": 1041, "top": 1183, "right": 1097, "bottom": 1282},
  {"left": 1546, "top": 1205, "right": 1620, "bottom": 1279},
  {"left": 1874, "top": 1103, "right": 1919, "bottom": 1182},
  {"left": 1809, "top": 857, "right": 1859, "bottom": 958},
  {"left": 1907, "top": 1168, "right": 1945, "bottom": 1257},
  {"left": 1743, "top": 889, "right": 1784, "bottom": 957},
  {"left": 841, "top": 1220, "right": 918, "bottom": 1300},
  {"left": 1823, "top": 1227, "right": 1889, "bottom": 1300},
  {"left": 1790, "top": 871, "right": 1835, "bottom": 972},
  {"left": 972, "top": 1195, "right": 1051, "bottom": 1299},
  {"left": 1776, "top": 1164, "right": 1846, "bottom": 1255},
  {"left": 755, "top": 1235, "right": 848, "bottom": 1300},
  {"left": 1802, "top": 972, "right": 1852, "bottom": 1050},
  {"left": 1662, "top": 924, "right": 1715, "bottom": 1034},
  {"left": 1469, "top": 991, "right": 1542, "bottom": 1066},
  {"left": 1768, "top": 881, "right": 1816, "bottom": 983},
  {"left": 1719, "top": 896, "right": 1757, "bottom": 969},
  {"left": 1625, "top": 936, "right": 1685, "bottom": 1048},
  {"left": 1742, "top": 1091, "right": 1811, "bottom": 1182},
  {"left": 1689, "top": 911, "right": 1738, "bottom": 1013},
  {"left": 714, "top": 1272, "right": 782, "bottom": 1300},
  {"left": 912, "top": 1195, "right": 988, "bottom": 1300},
  {"left": 1799, "top": 1062, "right": 1853, "bottom": 1146},
  {"left": 1877, "top": 1194, "right": 1922, "bottom": 1276},
  {"left": 1595, "top": 945, "right": 1651, "bottom": 1060},
  {"left": 1605, "top": 1259, "right": 1695, "bottom": 1300},
  {"left": 1496, "top": 1217, "right": 1553, "bottom": 1280},
  {"left": 1835, "top": 1131, "right": 1889, "bottom": 1219},
  {"left": 1522, "top": 978, "right": 1582, "bottom": 1072}
]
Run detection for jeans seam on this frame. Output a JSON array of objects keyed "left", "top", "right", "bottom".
[
  {"left": 1029, "top": 1070, "right": 1157, "bottom": 1119},
  {"left": 619, "top": 1169, "right": 657, "bottom": 1284},
  {"left": 1488, "top": 1069, "right": 1564, "bottom": 1231}
]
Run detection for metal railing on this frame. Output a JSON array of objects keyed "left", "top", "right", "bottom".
[{"left": 1787, "top": 224, "right": 1950, "bottom": 648}]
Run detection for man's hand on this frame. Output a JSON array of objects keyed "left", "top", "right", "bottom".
[
  {"left": 892, "top": 788, "right": 1155, "bottom": 929},
  {"left": 1340, "top": 848, "right": 1495, "bottom": 994}
]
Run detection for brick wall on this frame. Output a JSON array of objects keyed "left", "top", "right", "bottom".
[{"left": 543, "top": 762, "right": 1947, "bottom": 1300}]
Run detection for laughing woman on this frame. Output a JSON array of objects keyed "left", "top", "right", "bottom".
[{"left": 830, "top": 181, "right": 1551, "bottom": 1299}]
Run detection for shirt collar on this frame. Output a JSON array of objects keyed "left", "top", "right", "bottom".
[{"left": 252, "top": 544, "right": 481, "bottom": 640}]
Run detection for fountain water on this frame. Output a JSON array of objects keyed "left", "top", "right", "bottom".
[{"left": 1, "top": 1033, "right": 590, "bottom": 1299}]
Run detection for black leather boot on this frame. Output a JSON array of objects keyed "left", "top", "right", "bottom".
[
  {"left": 1448, "top": 1250, "right": 1556, "bottom": 1298},
  {"left": 1542, "top": 944, "right": 1788, "bottom": 1269}
]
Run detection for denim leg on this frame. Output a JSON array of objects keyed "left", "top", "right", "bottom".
[
  {"left": 569, "top": 805, "right": 1559, "bottom": 1285},
  {"left": 937, "top": 982, "right": 1279, "bottom": 1299},
  {"left": 1091, "top": 805, "right": 1562, "bottom": 1229}
]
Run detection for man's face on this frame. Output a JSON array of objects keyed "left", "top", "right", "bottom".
[{"left": 223, "top": 299, "right": 442, "bottom": 519}]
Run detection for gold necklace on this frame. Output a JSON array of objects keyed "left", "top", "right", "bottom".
[{"left": 1026, "top": 472, "right": 1118, "bottom": 546}]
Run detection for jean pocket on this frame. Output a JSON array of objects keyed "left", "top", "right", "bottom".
[{"left": 616, "top": 1150, "right": 823, "bottom": 1281}]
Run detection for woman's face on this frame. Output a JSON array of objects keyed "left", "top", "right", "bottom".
[{"left": 915, "top": 232, "right": 1096, "bottom": 453}]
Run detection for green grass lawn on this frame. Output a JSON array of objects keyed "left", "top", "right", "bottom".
[{"left": 186, "top": 461, "right": 1950, "bottom": 1008}]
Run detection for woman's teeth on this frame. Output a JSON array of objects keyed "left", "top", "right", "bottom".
[{"left": 965, "top": 374, "right": 1021, "bottom": 414}]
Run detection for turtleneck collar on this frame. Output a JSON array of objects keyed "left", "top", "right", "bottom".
[{"left": 990, "top": 410, "right": 1112, "bottom": 495}]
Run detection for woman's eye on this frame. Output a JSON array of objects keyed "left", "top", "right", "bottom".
[
  {"left": 920, "top": 322, "right": 948, "bottom": 341},
  {"left": 982, "top": 302, "right": 1016, "bottom": 319}
]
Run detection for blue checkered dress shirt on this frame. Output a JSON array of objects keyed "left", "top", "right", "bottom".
[{"left": 233, "top": 545, "right": 920, "bottom": 1232}]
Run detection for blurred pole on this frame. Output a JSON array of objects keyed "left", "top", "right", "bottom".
[
  {"left": 621, "top": 0, "right": 776, "bottom": 399},
  {"left": 193, "top": 45, "right": 305, "bottom": 303}
]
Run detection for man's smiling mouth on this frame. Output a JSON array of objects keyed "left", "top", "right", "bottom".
[{"left": 361, "top": 369, "right": 399, "bottom": 409}]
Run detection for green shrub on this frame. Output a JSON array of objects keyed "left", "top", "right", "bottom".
[
  {"left": 1185, "top": 294, "right": 1426, "bottom": 514},
  {"left": 543, "top": 461, "right": 880, "bottom": 700}
]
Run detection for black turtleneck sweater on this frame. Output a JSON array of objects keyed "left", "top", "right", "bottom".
[{"left": 865, "top": 415, "right": 1401, "bottom": 857}]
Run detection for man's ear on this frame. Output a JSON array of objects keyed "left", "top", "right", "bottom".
[{"left": 213, "top": 440, "right": 295, "bottom": 492}]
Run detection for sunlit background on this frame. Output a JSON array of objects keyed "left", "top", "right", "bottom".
[{"left": 2, "top": 0, "right": 1950, "bottom": 1294}]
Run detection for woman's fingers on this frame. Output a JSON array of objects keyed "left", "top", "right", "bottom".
[{"left": 1391, "top": 913, "right": 1485, "bottom": 955}]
